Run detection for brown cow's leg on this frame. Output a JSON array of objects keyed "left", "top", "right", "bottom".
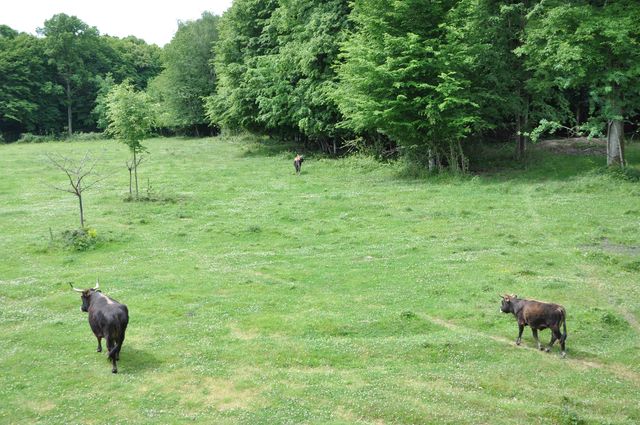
[
  {"left": 96, "top": 336, "right": 102, "bottom": 352},
  {"left": 516, "top": 324, "right": 524, "bottom": 345},
  {"left": 546, "top": 335, "right": 556, "bottom": 352},
  {"left": 559, "top": 329, "right": 566, "bottom": 358},
  {"left": 546, "top": 327, "right": 558, "bottom": 353},
  {"left": 532, "top": 329, "right": 542, "bottom": 350}
]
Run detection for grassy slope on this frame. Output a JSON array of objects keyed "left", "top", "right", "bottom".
[{"left": 0, "top": 136, "right": 639, "bottom": 424}]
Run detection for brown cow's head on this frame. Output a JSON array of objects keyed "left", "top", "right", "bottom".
[
  {"left": 70, "top": 280, "right": 100, "bottom": 312},
  {"left": 500, "top": 294, "right": 518, "bottom": 313}
]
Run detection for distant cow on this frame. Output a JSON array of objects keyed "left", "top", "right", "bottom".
[
  {"left": 500, "top": 294, "right": 567, "bottom": 357},
  {"left": 293, "top": 154, "right": 304, "bottom": 174},
  {"left": 70, "top": 281, "right": 129, "bottom": 373}
]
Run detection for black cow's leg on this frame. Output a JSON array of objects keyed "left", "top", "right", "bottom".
[
  {"left": 105, "top": 336, "right": 117, "bottom": 373},
  {"left": 532, "top": 328, "right": 542, "bottom": 350},
  {"left": 116, "top": 333, "right": 125, "bottom": 361},
  {"left": 516, "top": 324, "right": 524, "bottom": 345},
  {"left": 96, "top": 336, "right": 102, "bottom": 352},
  {"left": 110, "top": 355, "right": 117, "bottom": 374}
]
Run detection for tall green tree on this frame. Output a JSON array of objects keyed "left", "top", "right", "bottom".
[
  {"left": 151, "top": 12, "right": 220, "bottom": 135},
  {"left": 249, "top": 0, "right": 352, "bottom": 151},
  {"left": 38, "top": 14, "right": 101, "bottom": 136},
  {"left": 0, "top": 27, "right": 62, "bottom": 139},
  {"left": 206, "top": 0, "right": 279, "bottom": 133},
  {"left": 336, "top": 0, "right": 482, "bottom": 170},
  {"left": 104, "top": 36, "right": 162, "bottom": 90},
  {"left": 519, "top": 0, "right": 640, "bottom": 166}
]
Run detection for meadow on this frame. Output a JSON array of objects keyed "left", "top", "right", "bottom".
[{"left": 1, "top": 135, "right": 639, "bottom": 424}]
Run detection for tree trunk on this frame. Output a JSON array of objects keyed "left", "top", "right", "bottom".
[
  {"left": 66, "top": 79, "right": 73, "bottom": 136},
  {"left": 458, "top": 141, "right": 467, "bottom": 174},
  {"left": 133, "top": 150, "right": 139, "bottom": 197},
  {"left": 607, "top": 119, "right": 625, "bottom": 167},
  {"left": 128, "top": 168, "right": 133, "bottom": 196},
  {"left": 78, "top": 194, "right": 84, "bottom": 228},
  {"left": 515, "top": 99, "right": 529, "bottom": 161},
  {"left": 428, "top": 149, "right": 436, "bottom": 172},
  {"left": 449, "top": 143, "right": 460, "bottom": 173}
]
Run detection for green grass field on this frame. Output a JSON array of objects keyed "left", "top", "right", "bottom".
[{"left": 1, "top": 136, "right": 639, "bottom": 424}]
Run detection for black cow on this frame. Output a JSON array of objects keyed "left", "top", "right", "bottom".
[
  {"left": 293, "top": 154, "right": 304, "bottom": 174},
  {"left": 500, "top": 294, "right": 567, "bottom": 357},
  {"left": 71, "top": 281, "right": 129, "bottom": 373}
]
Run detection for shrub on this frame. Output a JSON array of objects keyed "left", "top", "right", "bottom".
[
  {"left": 67, "top": 132, "right": 106, "bottom": 142},
  {"left": 61, "top": 227, "right": 98, "bottom": 251},
  {"left": 17, "top": 133, "right": 54, "bottom": 143},
  {"left": 593, "top": 166, "right": 640, "bottom": 182}
]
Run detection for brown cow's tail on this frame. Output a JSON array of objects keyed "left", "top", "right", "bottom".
[{"left": 560, "top": 308, "right": 568, "bottom": 343}]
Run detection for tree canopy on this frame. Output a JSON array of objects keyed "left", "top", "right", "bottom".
[{"left": 2, "top": 3, "right": 640, "bottom": 169}]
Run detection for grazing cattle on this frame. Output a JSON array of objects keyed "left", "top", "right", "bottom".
[
  {"left": 70, "top": 281, "right": 129, "bottom": 373},
  {"left": 293, "top": 154, "right": 304, "bottom": 174},
  {"left": 500, "top": 294, "right": 567, "bottom": 357}
]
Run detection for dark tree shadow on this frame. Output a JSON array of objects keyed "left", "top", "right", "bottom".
[{"left": 240, "top": 137, "right": 301, "bottom": 158}]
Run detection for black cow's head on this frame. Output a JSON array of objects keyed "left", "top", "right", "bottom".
[
  {"left": 70, "top": 281, "right": 100, "bottom": 312},
  {"left": 500, "top": 294, "right": 517, "bottom": 313}
]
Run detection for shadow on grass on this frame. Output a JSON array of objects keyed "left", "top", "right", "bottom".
[
  {"left": 465, "top": 142, "right": 640, "bottom": 183},
  {"left": 120, "top": 346, "right": 162, "bottom": 373},
  {"left": 239, "top": 136, "right": 301, "bottom": 158}
]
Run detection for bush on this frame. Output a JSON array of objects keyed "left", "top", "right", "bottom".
[
  {"left": 593, "top": 166, "right": 640, "bottom": 182},
  {"left": 61, "top": 227, "right": 98, "bottom": 251},
  {"left": 67, "top": 132, "right": 106, "bottom": 142},
  {"left": 16, "top": 132, "right": 106, "bottom": 144},
  {"left": 17, "top": 133, "right": 54, "bottom": 143}
]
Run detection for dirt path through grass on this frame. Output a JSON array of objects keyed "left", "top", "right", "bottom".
[{"left": 423, "top": 314, "right": 640, "bottom": 384}]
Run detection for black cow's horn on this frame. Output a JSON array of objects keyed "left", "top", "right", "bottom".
[
  {"left": 94, "top": 279, "right": 99, "bottom": 290},
  {"left": 70, "top": 283, "right": 84, "bottom": 292}
]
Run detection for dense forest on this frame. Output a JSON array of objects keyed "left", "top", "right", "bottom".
[{"left": 1, "top": 0, "right": 639, "bottom": 170}]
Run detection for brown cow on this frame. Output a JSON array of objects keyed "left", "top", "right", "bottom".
[
  {"left": 293, "top": 154, "right": 304, "bottom": 175},
  {"left": 500, "top": 294, "right": 567, "bottom": 357}
]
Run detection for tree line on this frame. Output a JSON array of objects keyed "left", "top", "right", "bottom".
[{"left": 1, "top": 1, "right": 639, "bottom": 170}]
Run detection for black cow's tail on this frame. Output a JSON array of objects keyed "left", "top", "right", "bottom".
[
  {"left": 560, "top": 308, "right": 568, "bottom": 343},
  {"left": 108, "top": 342, "right": 120, "bottom": 361},
  {"left": 107, "top": 322, "right": 126, "bottom": 362}
]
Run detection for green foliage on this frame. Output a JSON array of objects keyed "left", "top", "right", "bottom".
[
  {"left": 336, "top": 0, "right": 479, "bottom": 169},
  {"left": 105, "top": 81, "right": 154, "bottom": 153},
  {"left": 0, "top": 29, "right": 62, "bottom": 139},
  {"left": 206, "top": 0, "right": 279, "bottom": 133},
  {"left": 61, "top": 227, "right": 98, "bottom": 251},
  {"left": 16, "top": 133, "right": 53, "bottom": 144},
  {"left": 0, "top": 16, "right": 161, "bottom": 140},
  {"left": 207, "top": 0, "right": 351, "bottom": 150},
  {"left": 16, "top": 132, "right": 105, "bottom": 144},
  {"left": 519, "top": 0, "right": 640, "bottom": 160},
  {"left": 149, "top": 12, "right": 220, "bottom": 134},
  {"left": 92, "top": 74, "right": 116, "bottom": 131}
]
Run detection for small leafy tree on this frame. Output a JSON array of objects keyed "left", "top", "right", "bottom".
[{"left": 105, "top": 81, "right": 154, "bottom": 198}]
